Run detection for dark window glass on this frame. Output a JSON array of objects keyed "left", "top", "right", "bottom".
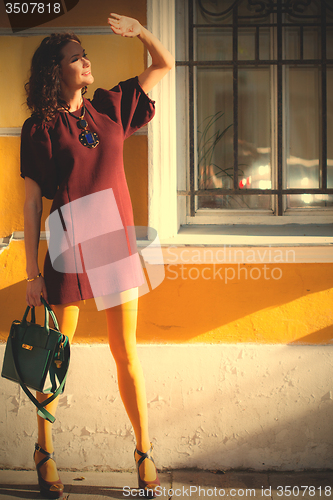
[{"left": 177, "top": 0, "right": 333, "bottom": 216}]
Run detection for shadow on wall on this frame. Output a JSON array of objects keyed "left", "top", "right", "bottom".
[
  {"left": 289, "top": 325, "right": 333, "bottom": 345},
  {"left": 0, "top": 263, "right": 332, "bottom": 344},
  {"left": 0, "top": 342, "right": 332, "bottom": 471},
  {"left": 169, "top": 403, "right": 333, "bottom": 471},
  {"left": 139, "top": 343, "right": 333, "bottom": 470},
  {"left": 137, "top": 263, "right": 333, "bottom": 344}
]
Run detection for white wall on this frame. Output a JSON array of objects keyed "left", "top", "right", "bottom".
[{"left": 0, "top": 344, "right": 332, "bottom": 471}]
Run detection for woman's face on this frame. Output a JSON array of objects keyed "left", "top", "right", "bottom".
[{"left": 60, "top": 40, "right": 94, "bottom": 93}]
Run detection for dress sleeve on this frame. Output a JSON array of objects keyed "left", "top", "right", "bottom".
[
  {"left": 91, "top": 76, "right": 155, "bottom": 139},
  {"left": 20, "top": 117, "right": 58, "bottom": 200}
]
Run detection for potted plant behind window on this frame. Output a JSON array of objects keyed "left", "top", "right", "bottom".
[{"left": 197, "top": 110, "right": 234, "bottom": 208}]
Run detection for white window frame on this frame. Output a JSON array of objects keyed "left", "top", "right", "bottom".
[
  {"left": 147, "top": 0, "right": 178, "bottom": 241},
  {"left": 147, "top": 0, "right": 333, "bottom": 248}
]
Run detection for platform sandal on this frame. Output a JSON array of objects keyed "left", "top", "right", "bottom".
[
  {"left": 34, "top": 443, "right": 64, "bottom": 499},
  {"left": 134, "top": 443, "right": 161, "bottom": 498}
]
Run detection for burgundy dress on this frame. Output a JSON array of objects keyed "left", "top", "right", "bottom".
[{"left": 21, "top": 77, "right": 155, "bottom": 305}]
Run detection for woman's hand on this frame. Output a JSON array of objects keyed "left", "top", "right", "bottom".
[
  {"left": 26, "top": 276, "right": 48, "bottom": 308},
  {"left": 108, "top": 13, "right": 142, "bottom": 37},
  {"left": 107, "top": 12, "right": 174, "bottom": 93}
]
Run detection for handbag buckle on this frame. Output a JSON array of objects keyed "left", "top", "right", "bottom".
[
  {"left": 54, "top": 335, "right": 67, "bottom": 369},
  {"left": 22, "top": 344, "right": 33, "bottom": 350},
  {"left": 59, "top": 335, "right": 66, "bottom": 349}
]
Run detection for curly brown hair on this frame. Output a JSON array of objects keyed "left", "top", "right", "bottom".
[{"left": 25, "top": 32, "right": 86, "bottom": 121}]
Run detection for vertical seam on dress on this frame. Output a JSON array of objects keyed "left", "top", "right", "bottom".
[
  {"left": 65, "top": 184, "right": 83, "bottom": 300},
  {"left": 124, "top": 225, "right": 133, "bottom": 257}
]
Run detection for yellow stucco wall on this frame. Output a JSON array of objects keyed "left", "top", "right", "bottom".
[
  {"left": 0, "top": 4, "right": 149, "bottom": 237},
  {"left": 0, "top": 137, "right": 25, "bottom": 237},
  {"left": 0, "top": 0, "right": 332, "bottom": 347},
  {"left": 0, "top": 34, "right": 147, "bottom": 128},
  {"left": 0, "top": 239, "right": 332, "bottom": 344},
  {"left": 0, "top": 134, "right": 147, "bottom": 238},
  {"left": 0, "top": 0, "right": 147, "bottom": 29}
]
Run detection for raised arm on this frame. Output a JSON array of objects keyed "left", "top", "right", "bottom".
[
  {"left": 108, "top": 13, "right": 174, "bottom": 93},
  {"left": 24, "top": 176, "right": 48, "bottom": 307}
]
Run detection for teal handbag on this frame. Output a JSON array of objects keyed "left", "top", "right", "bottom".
[{"left": 1, "top": 297, "right": 70, "bottom": 423}]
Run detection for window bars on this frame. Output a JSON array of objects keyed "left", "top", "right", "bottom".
[{"left": 176, "top": 0, "right": 333, "bottom": 216}]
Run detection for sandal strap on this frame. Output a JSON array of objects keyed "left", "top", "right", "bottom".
[
  {"left": 34, "top": 443, "right": 55, "bottom": 471},
  {"left": 135, "top": 444, "right": 155, "bottom": 468}
]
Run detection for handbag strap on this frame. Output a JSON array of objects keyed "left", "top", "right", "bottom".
[
  {"left": 9, "top": 335, "right": 68, "bottom": 423},
  {"left": 21, "top": 298, "right": 59, "bottom": 334},
  {"left": 22, "top": 305, "right": 36, "bottom": 324},
  {"left": 12, "top": 298, "right": 65, "bottom": 422},
  {"left": 40, "top": 297, "right": 60, "bottom": 333}
]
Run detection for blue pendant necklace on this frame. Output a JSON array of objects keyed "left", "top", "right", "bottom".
[{"left": 67, "top": 103, "right": 99, "bottom": 149}]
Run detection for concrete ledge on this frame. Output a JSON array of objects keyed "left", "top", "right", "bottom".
[
  {"left": 0, "top": 344, "right": 332, "bottom": 471},
  {"left": 0, "top": 470, "right": 332, "bottom": 499}
]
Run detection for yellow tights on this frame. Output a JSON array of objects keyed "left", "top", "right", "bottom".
[{"left": 35, "top": 290, "right": 155, "bottom": 482}]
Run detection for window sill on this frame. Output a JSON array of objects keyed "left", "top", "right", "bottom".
[
  {"left": 157, "top": 224, "right": 333, "bottom": 249},
  {"left": 6, "top": 231, "right": 332, "bottom": 265}
]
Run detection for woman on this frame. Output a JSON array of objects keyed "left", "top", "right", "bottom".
[{"left": 21, "top": 12, "right": 174, "bottom": 499}]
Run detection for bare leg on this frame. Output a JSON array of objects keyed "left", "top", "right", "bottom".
[
  {"left": 34, "top": 302, "right": 80, "bottom": 482},
  {"left": 105, "top": 289, "right": 157, "bottom": 482}
]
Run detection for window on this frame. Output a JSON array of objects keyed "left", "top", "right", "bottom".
[{"left": 176, "top": 0, "right": 333, "bottom": 223}]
